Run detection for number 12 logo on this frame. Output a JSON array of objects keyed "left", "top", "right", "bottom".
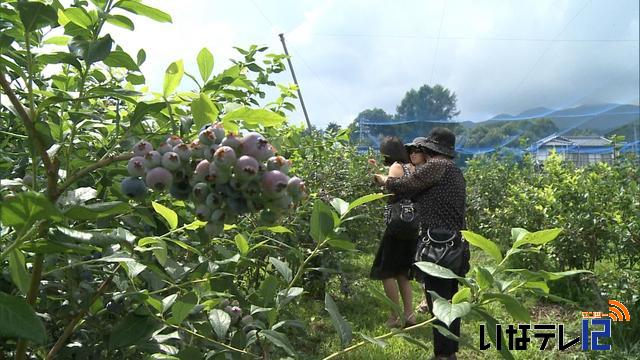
[{"left": 582, "top": 318, "right": 611, "bottom": 351}]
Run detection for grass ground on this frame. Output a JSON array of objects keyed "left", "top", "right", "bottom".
[{"left": 289, "top": 247, "right": 640, "bottom": 360}]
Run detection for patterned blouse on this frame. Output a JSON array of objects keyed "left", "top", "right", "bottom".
[{"left": 385, "top": 158, "right": 466, "bottom": 232}]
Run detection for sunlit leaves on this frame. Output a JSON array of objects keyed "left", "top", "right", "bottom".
[
  {"left": 103, "top": 50, "right": 140, "bottom": 71},
  {"left": 115, "top": 1, "right": 172, "bottom": 23},
  {"left": 152, "top": 201, "right": 178, "bottom": 230},
  {"left": 428, "top": 291, "right": 472, "bottom": 327},
  {"left": 191, "top": 93, "right": 219, "bottom": 129},
  {"left": 222, "top": 107, "right": 286, "bottom": 128},
  {"left": 197, "top": 47, "right": 214, "bottom": 82},
  {"left": 461, "top": 230, "right": 502, "bottom": 263},
  {"left": 163, "top": 60, "right": 183, "bottom": 97},
  {"left": 106, "top": 14, "right": 134, "bottom": 31}
]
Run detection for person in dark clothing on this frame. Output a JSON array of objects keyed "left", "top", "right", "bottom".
[
  {"left": 374, "top": 128, "right": 468, "bottom": 360},
  {"left": 370, "top": 136, "right": 427, "bottom": 328}
]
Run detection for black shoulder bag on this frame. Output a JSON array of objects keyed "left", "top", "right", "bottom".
[
  {"left": 414, "top": 226, "right": 470, "bottom": 276},
  {"left": 383, "top": 199, "right": 419, "bottom": 233}
]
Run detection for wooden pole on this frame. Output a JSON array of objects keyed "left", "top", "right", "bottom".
[{"left": 278, "top": 33, "right": 312, "bottom": 129}]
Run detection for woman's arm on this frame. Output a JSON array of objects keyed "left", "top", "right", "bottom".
[{"left": 384, "top": 159, "right": 448, "bottom": 197}]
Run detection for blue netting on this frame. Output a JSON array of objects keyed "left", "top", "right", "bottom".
[{"left": 356, "top": 105, "right": 639, "bottom": 156}]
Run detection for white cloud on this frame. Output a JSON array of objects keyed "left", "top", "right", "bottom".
[{"left": 94, "top": 0, "right": 638, "bottom": 128}]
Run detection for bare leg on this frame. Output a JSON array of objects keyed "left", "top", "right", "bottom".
[
  {"left": 397, "top": 275, "right": 415, "bottom": 323},
  {"left": 382, "top": 278, "right": 400, "bottom": 321}
]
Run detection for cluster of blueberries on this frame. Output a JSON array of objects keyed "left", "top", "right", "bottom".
[{"left": 121, "top": 123, "right": 307, "bottom": 235}]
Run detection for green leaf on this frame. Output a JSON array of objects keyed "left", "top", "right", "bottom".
[
  {"left": 63, "top": 7, "right": 93, "bottom": 29},
  {"left": 222, "top": 107, "right": 286, "bottom": 128},
  {"left": 257, "top": 225, "right": 291, "bottom": 234},
  {"left": 505, "top": 269, "right": 591, "bottom": 281},
  {"left": 326, "top": 239, "right": 356, "bottom": 251},
  {"left": 414, "top": 262, "right": 462, "bottom": 280},
  {"left": 170, "top": 292, "right": 197, "bottom": 324},
  {"left": 98, "top": 253, "right": 147, "bottom": 277},
  {"left": 234, "top": 233, "right": 249, "bottom": 256},
  {"left": 129, "top": 101, "right": 166, "bottom": 127},
  {"left": 9, "top": 250, "right": 29, "bottom": 295},
  {"left": 310, "top": 200, "right": 335, "bottom": 242},
  {"left": 108, "top": 314, "right": 160, "bottom": 349},
  {"left": 269, "top": 257, "right": 292, "bottom": 283},
  {"left": 184, "top": 220, "right": 206, "bottom": 230},
  {"left": 165, "top": 238, "right": 202, "bottom": 256},
  {"left": 346, "top": 193, "right": 388, "bottom": 214},
  {"left": 137, "top": 49, "right": 146, "bottom": 66},
  {"left": 475, "top": 266, "right": 494, "bottom": 290},
  {"left": 106, "top": 14, "right": 134, "bottom": 30},
  {"left": 116, "top": 1, "right": 172, "bottom": 23},
  {"left": 361, "top": 333, "right": 388, "bottom": 348},
  {"left": 260, "top": 330, "right": 296, "bottom": 357},
  {"left": 461, "top": 230, "right": 502, "bottom": 263},
  {"left": 512, "top": 228, "right": 562, "bottom": 249},
  {"left": 511, "top": 228, "right": 529, "bottom": 242},
  {"left": 63, "top": 201, "right": 130, "bottom": 220},
  {"left": 330, "top": 198, "right": 349, "bottom": 217},
  {"left": 163, "top": 60, "right": 183, "bottom": 97},
  {"left": 43, "top": 35, "right": 71, "bottom": 46},
  {"left": 523, "top": 281, "right": 549, "bottom": 294},
  {"left": 259, "top": 275, "right": 278, "bottom": 307},
  {"left": 428, "top": 291, "right": 471, "bottom": 327},
  {"left": 103, "top": 50, "right": 139, "bottom": 71},
  {"left": 191, "top": 93, "right": 219, "bottom": 129},
  {"left": 482, "top": 293, "right": 530, "bottom": 322},
  {"left": 197, "top": 47, "right": 214, "bottom": 82},
  {"left": 1, "top": 191, "right": 62, "bottom": 230},
  {"left": 152, "top": 201, "right": 178, "bottom": 230},
  {"left": 138, "top": 237, "right": 168, "bottom": 266},
  {"left": 452, "top": 287, "right": 471, "bottom": 304},
  {"left": 162, "top": 294, "right": 178, "bottom": 314},
  {"left": 277, "top": 287, "right": 303, "bottom": 307},
  {"left": 0, "top": 293, "right": 47, "bottom": 344},
  {"left": 209, "top": 309, "right": 231, "bottom": 339},
  {"left": 17, "top": 1, "right": 57, "bottom": 31},
  {"left": 324, "top": 293, "right": 353, "bottom": 348}
]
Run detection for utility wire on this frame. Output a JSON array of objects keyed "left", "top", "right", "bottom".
[
  {"left": 510, "top": 0, "right": 592, "bottom": 97},
  {"left": 429, "top": 0, "right": 447, "bottom": 84},
  {"left": 309, "top": 34, "right": 637, "bottom": 42}
]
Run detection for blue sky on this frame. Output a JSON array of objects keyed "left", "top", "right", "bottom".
[{"left": 107, "top": 0, "right": 640, "bottom": 128}]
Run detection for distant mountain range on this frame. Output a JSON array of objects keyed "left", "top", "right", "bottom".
[{"left": 479, "top": 103, "right": 640, "bottom": 136}]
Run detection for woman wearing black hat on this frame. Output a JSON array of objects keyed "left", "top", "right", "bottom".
[
  {"left": 374, "top": 127, "right": 468, "bottom": 360},
  {"left": 370, "top": 136, "right": 427, "bottom": 328}
]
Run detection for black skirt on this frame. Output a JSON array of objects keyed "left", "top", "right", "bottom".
[{"left": 369, "top": 222, "right": 419, "bottom": 280}]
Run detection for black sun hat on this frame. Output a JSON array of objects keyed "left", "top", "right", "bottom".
[
  {"left": 423, "top": 127, "right": 457, "bottom": 158},
  {"left": 404, "top": 137, "right": 429, "bottom": 152}
]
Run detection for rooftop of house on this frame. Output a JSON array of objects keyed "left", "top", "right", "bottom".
[{"left": 539, "top": 135, "right": 612, "bottom": 147}]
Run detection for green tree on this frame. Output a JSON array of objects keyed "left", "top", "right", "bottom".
[
  {"left": 325, "top": 122, "right": 342, "bottom": 134},
  {"left": 396, "top": 84, "right": 460, "bottom": 121}
]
